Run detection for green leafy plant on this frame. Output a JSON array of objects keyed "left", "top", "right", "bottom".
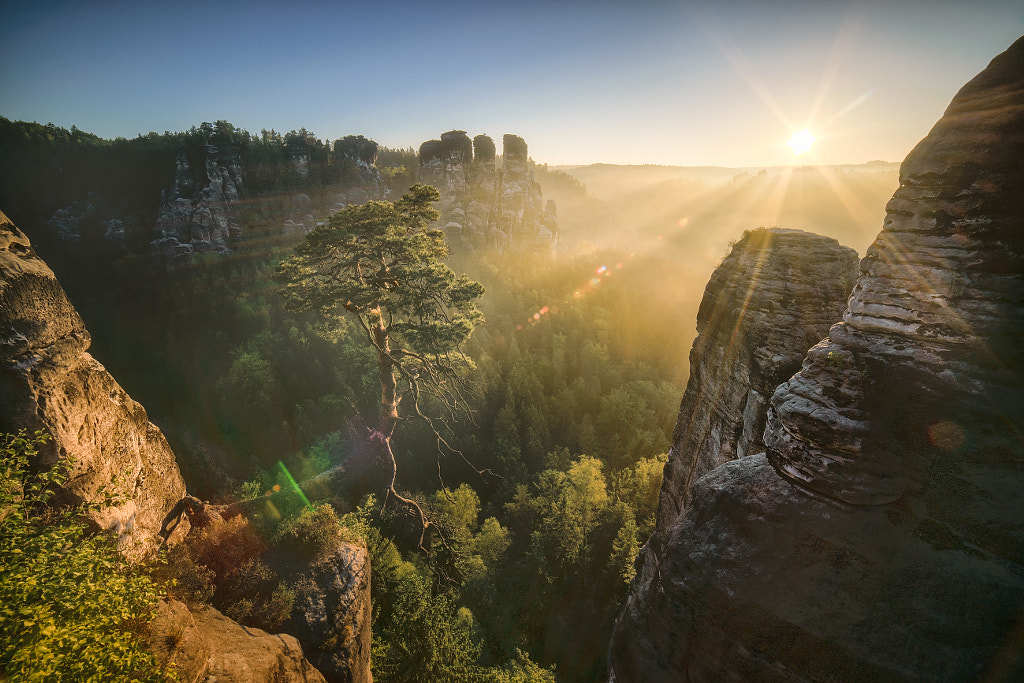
[
  {"left": 0, "top": 431, "right": 170, "bottom": 681},
  {"left": 275, "top": 503, "right": 342, "bottom": 559}
]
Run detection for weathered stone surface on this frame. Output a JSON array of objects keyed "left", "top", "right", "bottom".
[
  {"left": 614, "top": 227, "right": 857, "bottom": 681},
  {"left": 148, "top": 599, "right": 212, "bottom": 683},
  {"left": 150, "top": 599, "right": 327, "bottom": 683},
  {"left": 418, "top": 130, "right": 556, "bottom": 252},
  {"left": 197, "top": 492, "right": 375, "bottom": 683},
  {"left": 285, "top": 542, "right": 373, "bottom": 683},
  {"left": 152, "top": 145, "right": 243, "bottom": 260},
  {"left": 608, "top": 37, "right": 1024, "bottom": 682},
  {"left": 0, "top": 210, "right": 188, "bottom": 556},
  {"left": 656, "top": 228, "right": 858, "bottom": 534}
]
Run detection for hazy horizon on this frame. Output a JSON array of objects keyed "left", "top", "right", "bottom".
[{"left": 2, "top": 1, "right": 1022, "bottom": 168}]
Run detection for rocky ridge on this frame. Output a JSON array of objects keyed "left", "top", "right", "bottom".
[
  {"left": 0, "top": 208, "right": 187, "bottom": 555},
  {"left": 1, "top": 209, "right": 373, "bottom": 681},
  {"left": 608, "top": 37, "right": 1024, "bottom": 681},
  {"left": 418, "top": 130, "right": 557, "bottom": 251},
  {"left": 152, "top": 146, "right": 244, "bottom": 259},
  {"left": 149, "top": 599, "right": 328, "bottom": 683},
  {"left": 654, "top": 227, "right": 858, "bottom": 536}
]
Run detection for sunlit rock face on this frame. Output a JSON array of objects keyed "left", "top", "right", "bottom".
[
  {"left": 608, "top": 37, "right": 1024, "bottom": 682},
  {"left": 655, "top": 228, "right": 858, "bottom": 539},
  {"left": 418, "top": 130, "right": 556, "bottom": 251},
  {"left": 149, "top": 599, "right": 328, "bottom": 683},
  {"left": 0, "top": 210, "right": 187, "bottom": 556},
  {"left": 283, "top": 541, "right": 372, "bottom": 683},
  {"left": 153, "top": 145, "right": 244, "bottom": 260},
  {"left": 613, "top": 227, "right": 857, "bottom": 681}
]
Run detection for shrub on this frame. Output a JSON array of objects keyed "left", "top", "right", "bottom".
[
  {"left": 159, "top": 546, "right": 215, "bottom": 605},
  {"left": 0, "top": 431, "right": 170, "bottom": 681},
  {"left": 220, "top": 560, "right": 294, "bottom": 632},
  {"left": 186, "top": 514, "right": 266, "bottom": 581},
  {"left": 275, "top": 503, "right": 341, "bottom": 559}
]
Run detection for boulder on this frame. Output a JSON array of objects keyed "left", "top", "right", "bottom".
[{"left": 149, "top": 599, "right": 328, "bottom": 683}]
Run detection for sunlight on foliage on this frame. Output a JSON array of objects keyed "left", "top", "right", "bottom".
[{"left": 0, "top": 431, "right": 169, "bottom": 681}]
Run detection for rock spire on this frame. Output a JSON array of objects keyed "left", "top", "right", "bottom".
[{"left": 608, "top": 36, "right": 1024, "bottom": 682}]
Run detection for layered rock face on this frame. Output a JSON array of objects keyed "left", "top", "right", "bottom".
[
  {"left": 418, "top": 130, "right": 556, "bottom": 251},
  {"left": 153, "top": 146, "right": 244, "bottom": 259},
  {"left": 0, "top": 209, "right": 187, "bottom": 555},
  {"left": 609, "top": 38, "right": 1024, "bottom": 681},
  {"left": 654, "top": 228, "right": 858, "bottom": 543},
  {"left": 284, "top": 542, "right": 373, "bottom": 683},
  {"left": 615, "top": 227, "right": 858, "bottom": 682},
  {"left": 2, "top": 210, "right": 373, "bottom": 680}
]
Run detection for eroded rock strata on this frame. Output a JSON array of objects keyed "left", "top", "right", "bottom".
[
  {"left": 0, "top": 209, "right": 187, "bottom": 556},
  {"left": 153, "top": 146, "right": 245, "bottom": 259},
  {"left": 656, "top": 227, "right": 858, "bottom": 536},
  {"left": 418, "top": 130, "right": 556, "bottom": 251},
  {"left": 149, "top": 599, "right": 328, "bottom": 683},
  {"left": 284, "top": 541, "right": 373, "bottom": 683},
  {"left": 609, "top": 38, "right": 1024, "bottom": 681}
]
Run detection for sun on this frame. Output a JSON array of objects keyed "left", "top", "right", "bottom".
[{"left": 787, "top": 129, "right": 816, "bottom": 156}]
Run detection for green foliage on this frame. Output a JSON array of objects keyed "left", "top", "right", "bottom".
[
  {"left": 274, "top": 503, "right": 342, "bottom": 560},
  {"left": 365, "top": 525, "right": 553, "bottom": 683},
  {"left": 608, "top": 510, "right": 641, "bottom": 585},
  {"left": 610, "top": 452, "right": 667, "bottom": 539},
  {"left": 0, "top": 432, "right": 169, "bottom": 681},
  {"left": 276, "top": 183, "right": 485, "bottom": 430},
  {"left": 520, "top": 455, "right": 608, "bottom": 578},
  {"left": 220, "top": 560, "right": 295, "bottom": 632},
  {"left": 488, "top": 649, "right": 558, "bottom": 683},
  {"left": 430, "top": 484, "right": 481, "bottom": 538},
  {"left": 474, "top": 517, "right": 511, "bottom": 569}
]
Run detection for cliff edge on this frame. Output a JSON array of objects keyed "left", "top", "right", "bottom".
[
  {"left": 0, "top": 209, "right": 187, "bottom": 555},
  {"left": 609, "top": 37, "right": 1024, "bottom": 681}
]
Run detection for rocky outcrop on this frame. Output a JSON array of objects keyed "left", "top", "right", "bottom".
[
  {"left": 153, "top": 146, "right": 244, "bottom": 260},
  {"left": 149, "top": 599, "right": 327, "bottom": 683},
  {"left": 0, "top": 209, "right": 188, "bottom": 556},
  {"left": 46, "top": 198, "right": 126, "bottom": 243},
  {"left": 285, "top": 542, "right": 373, "bottom": 683},
  {"left": 654, "top": 228, "right": 858, "bottom": 542},
  {"left": 189, "top": 494, "right": 375, "bottom": 683},
  {"left": 608, "top": 37, "right": 1024, "bottom": 681},
  {"left": 334, "top": 135, "right": 388, "bottom": 203},
  {"left": 614, "top": 227, "right": 857, "bottom": 682},
  {"left": 418, "top": 130, "right": 556, "bottom": 251}
]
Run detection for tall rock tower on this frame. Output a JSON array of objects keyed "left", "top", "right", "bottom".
[
  {"left": 418, "top": 130, "right": 556, "bottom": 251},
  {"left": 608, "top": 37, "right": 1024, "bottom": 682}
]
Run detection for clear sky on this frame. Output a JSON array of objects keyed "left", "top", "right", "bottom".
[{"left": 2, "top": 0, "right": 1022, "bottom": 167}]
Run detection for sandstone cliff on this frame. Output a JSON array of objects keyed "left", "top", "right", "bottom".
[
  {"left": 419, "top": 130, "right": 556, "bottom": 251},
  {"left": 1, "top": 211, "right": 373, "bottom": 681},
  {"left": 655, "top": 228, "right": 858, "bottom": 536},
  {"left": 0, "top": 208, "right": 188, "bottom": 556},
  {"left": 149, "top": 599, "right": 328, "bottom": 683},
  {"left": 283, "top": 541, "right": 373, "bottom": 683},
  {"left": 608, "top": 37, "right": 1024, "bottom": 681},
  {"left": 152, "top": 146, "right": 244, "bottom": 259}
]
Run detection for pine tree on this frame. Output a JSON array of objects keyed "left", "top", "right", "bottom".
[{"left": 275, "top": 184, "right": 485, "bottom": 548}]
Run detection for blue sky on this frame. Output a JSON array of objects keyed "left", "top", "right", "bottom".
[{"left": 2, "top": 0, "right": 1022, "bottom": 166}]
